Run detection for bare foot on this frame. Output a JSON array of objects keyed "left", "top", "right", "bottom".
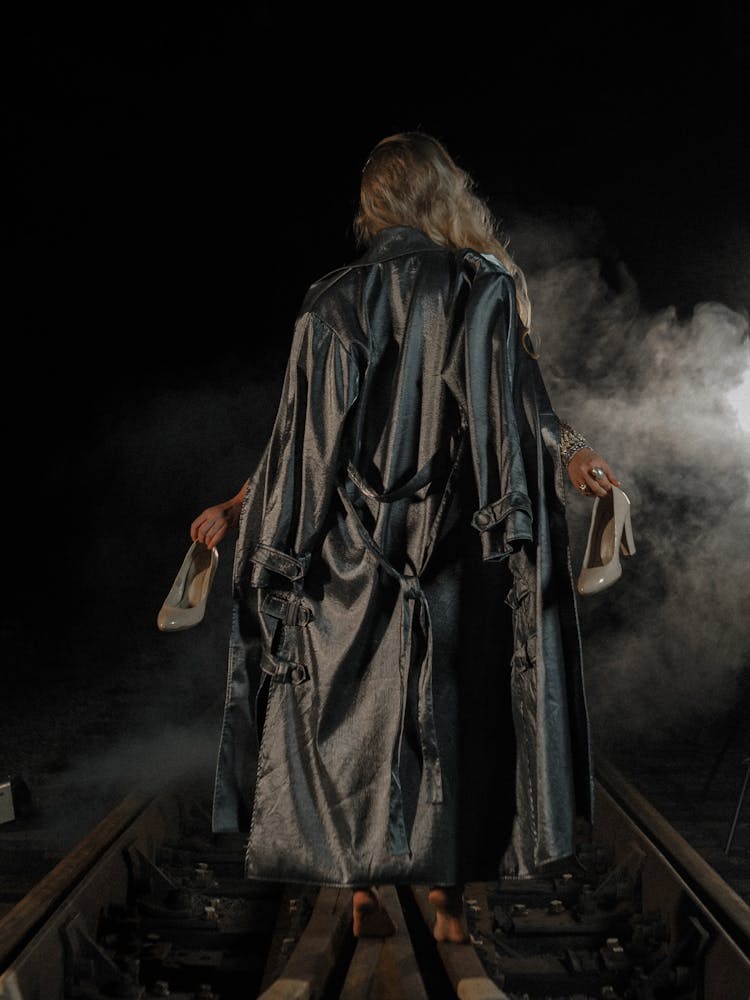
[
  {"left": 352, "top": 886, "right": 396, "bottom": 938},
  {"left": 428, "top": 886, "right": 470, "bottom": 943}
]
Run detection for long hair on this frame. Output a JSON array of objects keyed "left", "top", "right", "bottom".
[{"left": 353, "top": 131, "right": 536, "bottom": 353}]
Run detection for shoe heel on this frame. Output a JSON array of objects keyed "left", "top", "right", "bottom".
[{"left": 617, "top": 490, "right": 636, "bottom": 556}]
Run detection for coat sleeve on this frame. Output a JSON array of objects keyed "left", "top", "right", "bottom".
[
  {"left": 246, "top": 310, "right": 360, "bottom": 589},
  {"left": 213, "top": 312, "right": 360, "bottom": 831},
  {"left": 464, "top": 264, "right": 535, "bottom": 560}
]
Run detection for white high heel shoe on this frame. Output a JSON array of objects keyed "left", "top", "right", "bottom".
[
  {"left": 577, "top": 485, "right": 635, "bottom": 596},
  {"left": 157, "top": 541, "right": 219, "bottom": 631}
]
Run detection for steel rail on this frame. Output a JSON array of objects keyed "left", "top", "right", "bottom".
[
  {"left": 2, "top": 758, "right": 750, "bottom": 998},
  {"left": 0, "top": 786, "right": 184, "bottom": 999},
  {"left": 595, "top": 753, "right": 750, "bottom": 1000},
  {"left": 596, "top": 753, "right": 750, "bottom": 957}
]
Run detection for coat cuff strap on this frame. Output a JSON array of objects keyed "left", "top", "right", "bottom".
[
  {"left": 262, "top": 590, "right": 314, "bottom": 625},
  {"left": 249, "top": 543, "right": 310, "bottom": 586},
  {"left": 472, "top": 491, "right": 533, "bottom": 560},
  {"left": 261, "top": 651, "right": 309, "bottom": 685}
]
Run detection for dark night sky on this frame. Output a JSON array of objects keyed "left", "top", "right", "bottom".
[
  {"left": 4, "top": 6, "right": 750, "bottom": 764},
  {"left": 9, "top": 6, "right": 749, "bottom": 387}
]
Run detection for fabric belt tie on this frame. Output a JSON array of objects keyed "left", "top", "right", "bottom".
[{"left": 337, "top": 479, "right": 443, "bottom": 858}]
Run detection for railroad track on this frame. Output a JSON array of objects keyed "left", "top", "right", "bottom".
[{"left": 1, "top": 757, "right": 750, "bottom": 999}]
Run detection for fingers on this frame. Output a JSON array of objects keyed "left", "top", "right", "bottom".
[
  {"left": 572, "top": 473, "right": 599, "bottom": 497},
  {"left": 190, "top": 512, "right": 210, "bottom": 543},
  {"left": 198, "top": 520, "right": 226, "bottom": 549},
  {"left": 587, "top": 465, "right": 611, "bottom": 497},
  {"left": 569, "top": 452, "right": 621, "bottom": 498},
  {"left": 190, "top": 508, "right": 226, "bottom": 549}
]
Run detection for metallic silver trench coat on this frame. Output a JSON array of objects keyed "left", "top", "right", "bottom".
[{"left": 211, "top": 226, "right": 593, "bottom": 887}]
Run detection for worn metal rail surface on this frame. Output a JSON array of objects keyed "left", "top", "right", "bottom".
[{"left": 1, "top": 756, "right": 750, "bottom": 999}]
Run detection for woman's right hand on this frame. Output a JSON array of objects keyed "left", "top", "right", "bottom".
[{"left": 567, "top": 448, "right": 620, "bottom": 498}]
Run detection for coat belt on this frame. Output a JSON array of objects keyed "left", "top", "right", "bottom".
[{"left": 337, "top": 479, "right": 443, "bottom": 857}]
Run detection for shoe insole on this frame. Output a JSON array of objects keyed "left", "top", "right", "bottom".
[
  {"left": 179, "top": 549, "right": 213, "bottom": 608},
  {"left": 593, "top": 518, "right": 615, "bottom": 567},
  {"left": 187, "top": 567, "right": 212, "bottom": 607}
]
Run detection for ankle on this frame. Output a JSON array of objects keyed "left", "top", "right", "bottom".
[
  {"left": 353, "top": 886, "right": 379, "bottom": 908},
  {"left": 352, "top": 885, "right": 395, "bottom": 938},
  {"left": 428, "top": 885, "right": 464, "bottom": 915}
]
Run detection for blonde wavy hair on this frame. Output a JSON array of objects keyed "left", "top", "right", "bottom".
[{"left": 353, "top": 131, "right": 536, "bottom": 354}]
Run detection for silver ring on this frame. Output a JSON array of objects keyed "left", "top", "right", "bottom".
[{"left": 591, "top": 467, "right": 605, "bottom": 480}]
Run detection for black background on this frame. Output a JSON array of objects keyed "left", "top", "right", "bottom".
[{"left": 4, "top": 5, "right": 749, "bottom": 779}]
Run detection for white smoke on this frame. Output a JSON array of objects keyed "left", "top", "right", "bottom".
[
  {"left": 728, "top": 365, "right": 750, "bottom": 433},
  {"left": 511, "top": 207, "right": 750, "bottom": 748}
]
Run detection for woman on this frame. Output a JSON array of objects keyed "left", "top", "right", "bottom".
[{"left": 190, "top": 132, "right": 619, "bottom": 942}]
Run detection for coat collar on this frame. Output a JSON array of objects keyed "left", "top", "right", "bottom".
[{"left": 357, "top": 226, "right": 439, "bottom": 264}]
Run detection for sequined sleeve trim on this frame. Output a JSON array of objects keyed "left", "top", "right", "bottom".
[{"left": 559, "top": 421, "right": 592, "bottom": 467}]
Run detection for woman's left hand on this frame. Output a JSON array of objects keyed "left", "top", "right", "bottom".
[{"left": 567, "top": 448, "right": 620, "bottom": 498}]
